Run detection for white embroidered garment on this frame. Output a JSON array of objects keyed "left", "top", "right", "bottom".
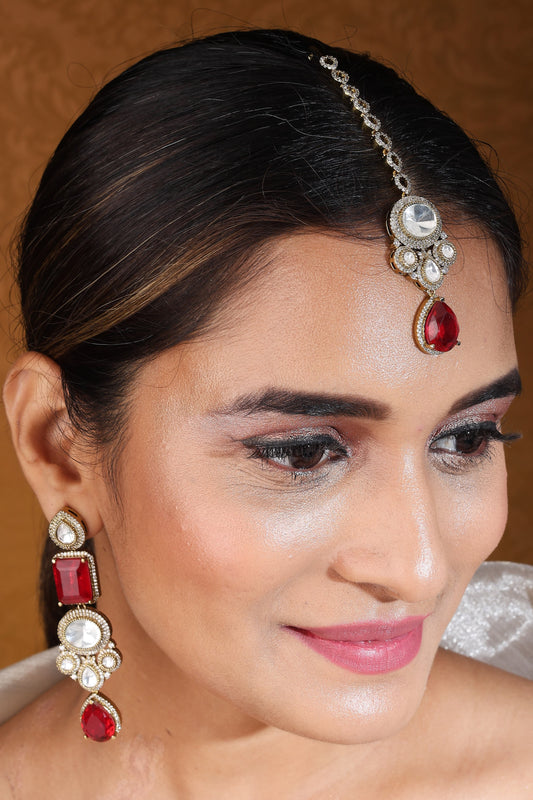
[
  {"left": 440, "top": 560, "right": 533, "bottom": 679},
  {"left": 1, "top": 561, "right": 532, "bottom": 725}
]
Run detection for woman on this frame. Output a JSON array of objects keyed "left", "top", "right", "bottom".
[{"left": 0, "top": 27, "right": 532, "bottom": 797}]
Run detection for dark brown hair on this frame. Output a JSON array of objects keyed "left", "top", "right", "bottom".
[{"left": 14, "top": 29, "right": 526, "bottom": 645}]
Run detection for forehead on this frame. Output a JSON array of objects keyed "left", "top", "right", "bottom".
[{"left": 141, "top": 231, "right": 516, "bottom": 413}]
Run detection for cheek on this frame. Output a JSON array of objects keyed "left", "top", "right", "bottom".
[
  {"left": 116, "top": 464, "right": 346, "bottom": 609},
  {"left": 439, "top": 459, "right": 508, "bottom": 570}
]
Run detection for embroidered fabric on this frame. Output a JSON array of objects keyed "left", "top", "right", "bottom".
[
  {"left": 440, "top": 560, "right": 533, "bottom": 679},
  {"left": 1, "top": 561, "right": 532, "bottom": 725}
]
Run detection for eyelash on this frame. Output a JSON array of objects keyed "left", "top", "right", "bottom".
[
  {"left": 429, "top": 421, "right": 520, "bottom": 469},
  {"left": 244, "top": 422, "right": 520, "bottom": 479},
  {"left": 246, "top": 434, "right": 349, "bottom": 479}
]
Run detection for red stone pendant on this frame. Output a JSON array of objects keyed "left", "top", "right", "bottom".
[
  {"left": 53, "top": 557, "right": 93, "bottom": 604},
  {"left": 80, "top": 694, "right": 121, "bottom": 742},
  {"left": 52, "top": 550, "right": 99, "bottom": 605},
  {"left": 414, "top": 296, "right": 459, "bottom": 354},
  {"left": 425, "top": 300, "right": 459, "bottom": 352}
]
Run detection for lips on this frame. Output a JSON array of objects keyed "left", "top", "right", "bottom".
[{"left": 286, "top": 616, "right": 426, "bottom": 675}]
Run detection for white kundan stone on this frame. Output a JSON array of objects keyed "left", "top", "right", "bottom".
[
  {"left": 441, "top": 243, "right": 454, "bottom": 259},
  {"left": 403, "top": 250, "right": 416, "bottom": 266},
  {"left": 102, "top": 655, "right": 115, "bottom": 669},
  {"left": 81, "top": 666, "right": 99, "bottom": 689},
  {"left": 60, "top": 657, "right": 74, "bottom": 671},
  {"left": 65, "top": 618, "right": 101, "bottom": 649},
  {"left": 424, "top": 259, "right": 441, "bottom": 283},
  {"left": 402, "top": 203, "right": 437, "bottom": 238},
  {"left": 57, "top": 522, "right": 76, "bottom": 545}
]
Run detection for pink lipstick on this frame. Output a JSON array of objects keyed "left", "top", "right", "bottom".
[{"left": 286, "top": 616, "right": 426, "bottom": 675}]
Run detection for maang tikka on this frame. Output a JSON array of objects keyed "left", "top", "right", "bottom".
[
  {"left": 49, "top": 507, "right": 122, "bottom": 742},
  {"left": 315, "top": 54, "right": 460, "bottom": 355}
]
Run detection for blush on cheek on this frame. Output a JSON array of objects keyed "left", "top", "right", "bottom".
[{"left": 447, "top": 474, "right": 508, "bottom": 570}]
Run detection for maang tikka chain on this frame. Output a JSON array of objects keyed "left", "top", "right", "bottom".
[{"left": 316, "top": 54, "right": 460, "bottom": 355}]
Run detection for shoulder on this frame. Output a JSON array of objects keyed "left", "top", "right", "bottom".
[
  {"left": 0, "top": 680, "right": 80, "bottom": 798},
  {"left": 421, "top": 649, "right": 533, "bottom": 796}
]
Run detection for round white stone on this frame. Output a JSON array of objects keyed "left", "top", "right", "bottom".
[
  {"left": 424, "top": 259, "right": 441, "bottom": 283},
  {"left": 441, "top": 243, "right": 454, "bottom": 259},
  {"left": 81, "top": 666, "right": 99, "bottom": 689},
  {"left": 403, "top": 250, "right": 416, "bottom": 266},
  {"left": 102, "top": 655, "right": 115, "bottom": 669},
  {"left": 65, "top": 618, "right": 102, "bottom": 649},
  {"left": 402, "top": 203, "right": 438, "bottom": 238},
  {"left": 60, "top": 657, "right": 74, "bottom": 671},
  {"left": 57, "top": 522, "right": 76, "bottom": 545}
]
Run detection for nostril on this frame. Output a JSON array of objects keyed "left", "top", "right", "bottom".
[{"left": 358, "top": 582, "right": 404, "bottom": 603}]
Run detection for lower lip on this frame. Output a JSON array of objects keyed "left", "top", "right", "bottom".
[{"left": 286, "top": 618, "right": 425, "bottom": 675}]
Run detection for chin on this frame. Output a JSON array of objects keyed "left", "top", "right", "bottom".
[
  {"left": 263, "top": 685, "right": 427, "bottom": 746},
  {"left": 227, "top": 649, "right": 435, "bottom": 747}
]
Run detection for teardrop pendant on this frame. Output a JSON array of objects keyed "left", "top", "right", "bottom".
[
  {"left": 80, "top": 694, "right": 122, "bottom": 742},
  {"left": 414, "top": 296, "right": 460, "bottom": 354}
]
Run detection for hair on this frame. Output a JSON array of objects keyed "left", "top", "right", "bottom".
[{"left": 14, "top": 29, "right": 526, "bottom": 645}]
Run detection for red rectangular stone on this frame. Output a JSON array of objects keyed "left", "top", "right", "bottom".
[{"left": 53, "top": 557, "right": 93, "bottom": 604}]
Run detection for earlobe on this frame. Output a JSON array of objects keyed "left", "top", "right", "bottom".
[{"left": 2, "top": 352, "right": 101, "bottom": 531}]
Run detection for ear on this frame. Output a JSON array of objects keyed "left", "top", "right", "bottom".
[{"left": 3, "top": 352, "right": 103, "bottom": 536}]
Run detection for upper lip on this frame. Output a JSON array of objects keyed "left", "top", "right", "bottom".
[{"left": 288, "top": 615, "right": 428, "bottom": 643}]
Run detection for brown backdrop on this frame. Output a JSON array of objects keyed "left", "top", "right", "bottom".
[{"left": 1, "top": 0, "right": 532, "bottom": 668}]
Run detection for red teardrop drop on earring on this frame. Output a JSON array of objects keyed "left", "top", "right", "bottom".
[
  {"left": 81, "top": 699, "right": 117, "bottom": 742},
  {"left": 424, "top": 300, "right": 459, "bottom": 352}
]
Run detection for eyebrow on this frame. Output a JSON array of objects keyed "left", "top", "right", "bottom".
[
  {"left": 213, "top": 367, "right": 521, "bottom": 421},
  {"left": 448, "top": 367, "right": 521, "bottom": 414},
  {"left": 213, "top": 388, "right": 390, "bottom": 419}
]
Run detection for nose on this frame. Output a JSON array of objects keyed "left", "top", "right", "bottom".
[{"left": 331, "top": 449, "right": 449, "bottom": 605}]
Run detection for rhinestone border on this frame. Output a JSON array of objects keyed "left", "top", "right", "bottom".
[
  {"left": 80, "top": 693, "right": 122, "bottom": 739},
  {"left": 78, "top": 658, "right": 105, "bottom": 692},
  {"left": 57, "top": 607, "right": 111, "bottom": 655},
  {"left": 416, "top": 256, "right": 444, "bottom": 292},
  {"left": 48, "top": 508, "right": 87, "bottom": 550},
  {"left": 388, "top": 196, "right": 443, "bottom": 251},
  {"left": 413, "top": 296, "right": 441, "bottom": 355},
  {"left": 56, "top": 650, "right": 81, "bottom": 676}
]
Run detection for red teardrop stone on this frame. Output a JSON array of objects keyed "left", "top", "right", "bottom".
[
  {"left": 81, "top": 700, "right": 116, "bottom": 742},
  {"left": 424, "top": 300, "right": 459, "bottom": 352}
]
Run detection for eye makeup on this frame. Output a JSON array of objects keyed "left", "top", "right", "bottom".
[
  {"left": 431, "top": 420, "right": 520, "bottom": 455},
  {"left": 244, "top": 431, "right": 350, "bottom": 474}
]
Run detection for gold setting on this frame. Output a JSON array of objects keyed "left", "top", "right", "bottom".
[
  {"left": 97, "top": 645, "right": 122, "bottom": 677},
  {"left": 56, "top": 650, "right": 81, "bottom": 676},
  {"left": 77, "top": 658, "right": 105, "bottom": 692},
  {"left": 80, "top": 693, "right": 122, "bottom": 739},
  {"left": 49, "top": 507, "right": 87, "bottom": 550},
  {"left": 414, "top": 295, "right": 441, "bottom": 355},
  {"left": 57, "top": 607, "right": 111, "bottom": 655},
  {"left": 50, "top": 506, "right": 123, "bottom": 739},
  {"left": 56, "top": 607, "right": 121, "bottom": 692}
]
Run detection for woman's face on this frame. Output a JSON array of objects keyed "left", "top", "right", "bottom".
[{"left": 94, "top": 231, "right": 518, "bottom": 744}]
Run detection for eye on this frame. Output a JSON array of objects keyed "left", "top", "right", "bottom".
[
  {"left": 433, "top": 429, "right": 490, "bottom": 456},
  {"left": 245, "top": 434, "right": 349, "bottom": 473},
  {"left": 430, "top": 421, "right": 520, "bottom": 459}
]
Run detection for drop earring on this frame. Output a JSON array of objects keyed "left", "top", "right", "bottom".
[{"left": 49, "top": 507, "right": 122, "bottom": 742}]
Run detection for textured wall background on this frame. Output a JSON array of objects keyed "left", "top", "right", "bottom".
[{"left": 1, "top": 0, "right": 531, "bottom": 668}]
